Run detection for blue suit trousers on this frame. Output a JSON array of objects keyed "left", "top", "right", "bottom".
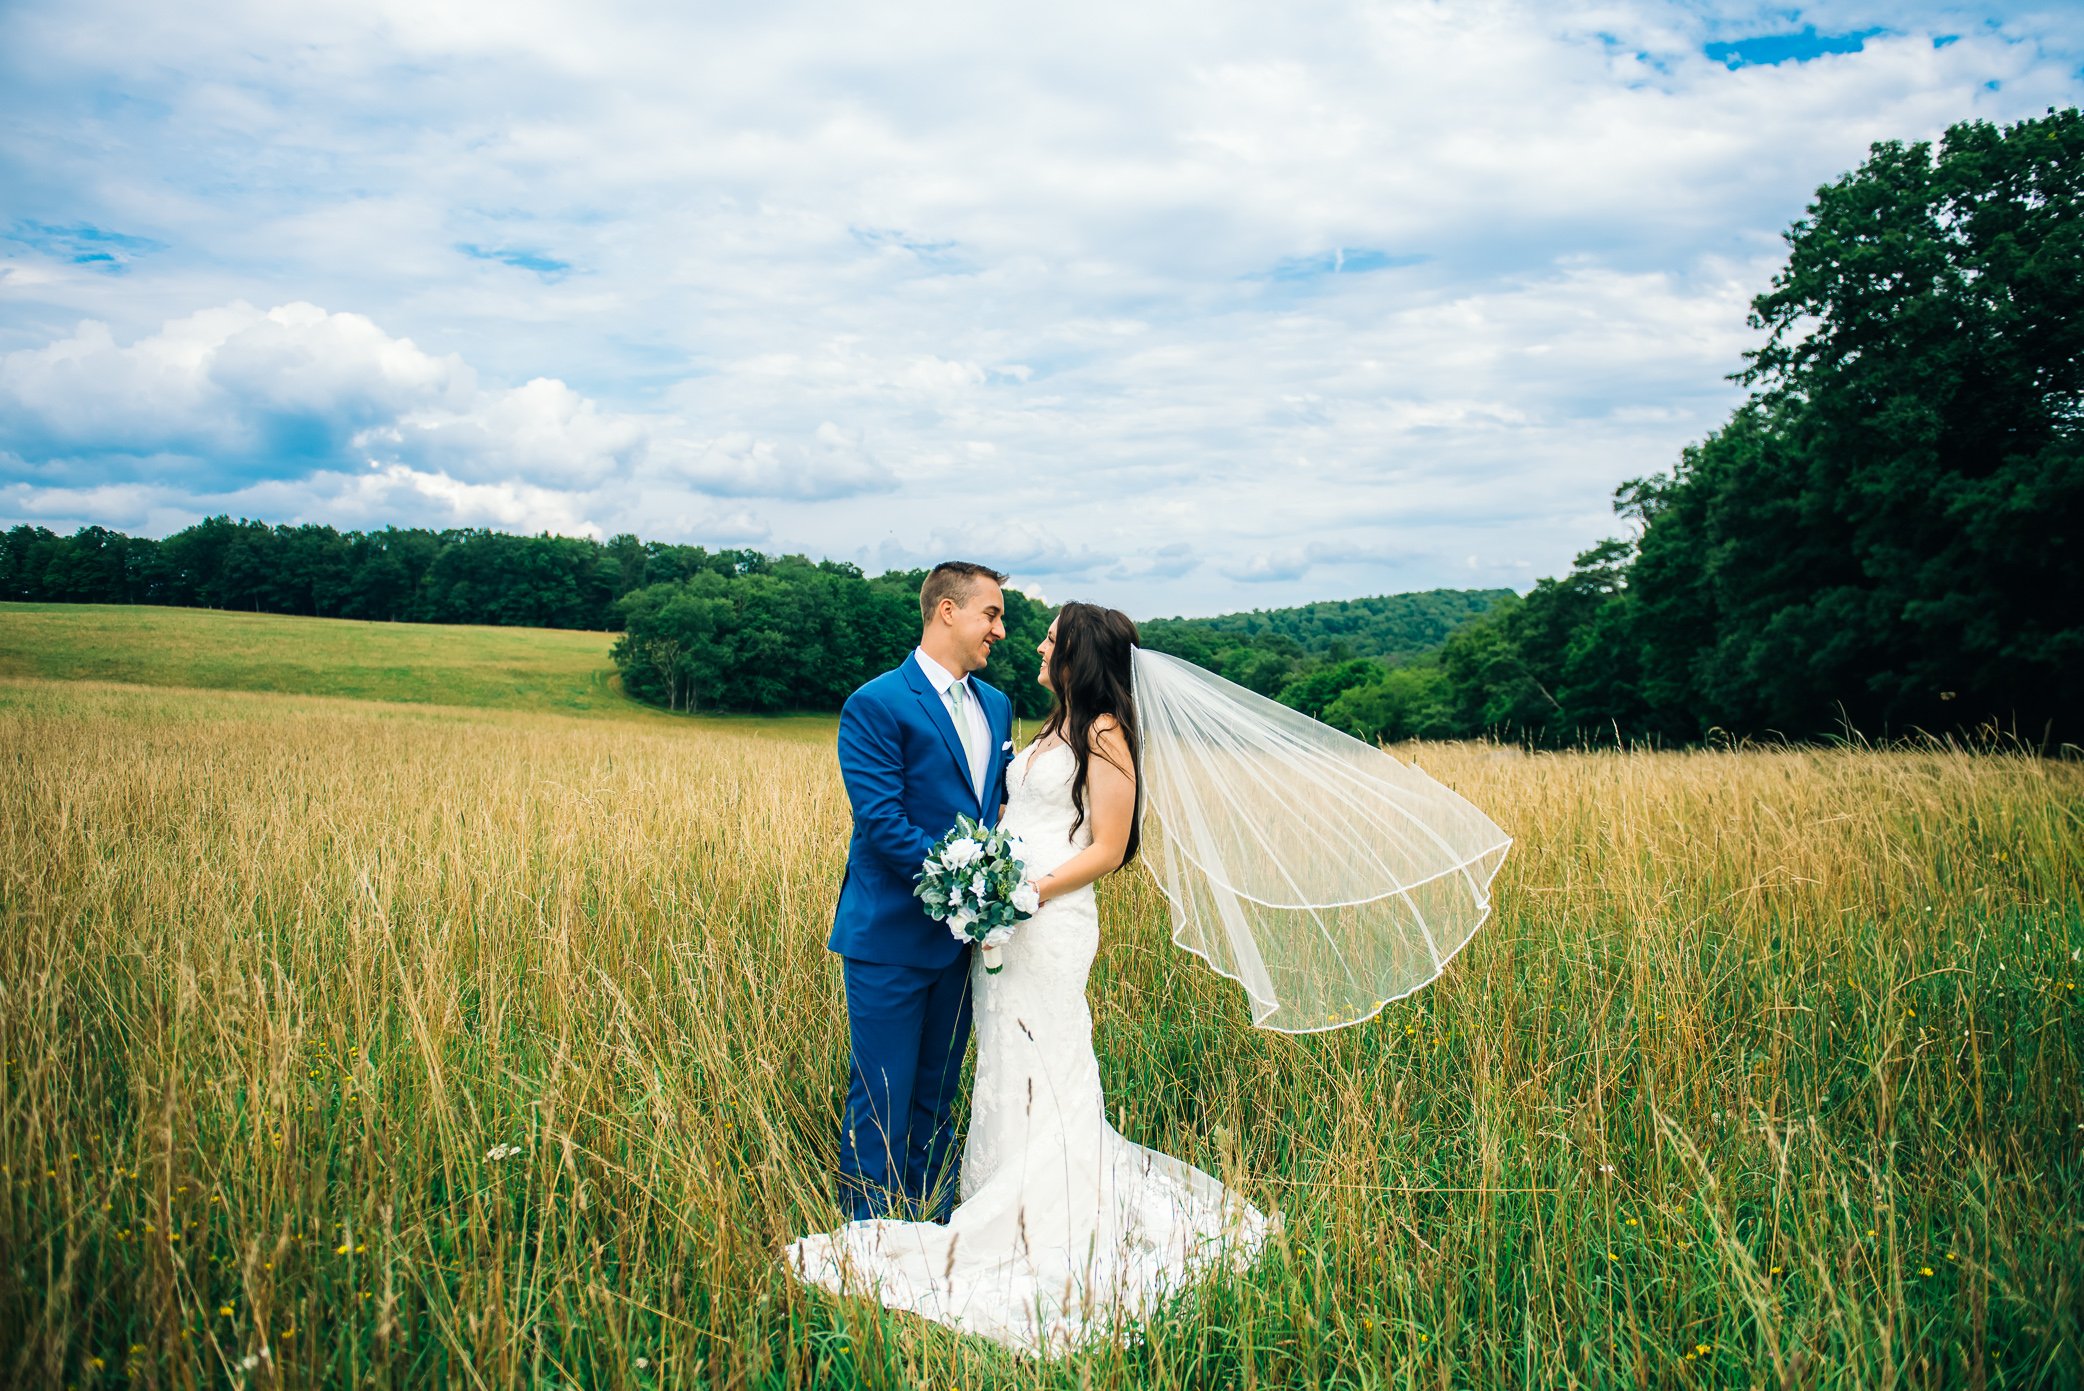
[{"left": 837, "top": 953, "right": 974, "bottom": 1222}]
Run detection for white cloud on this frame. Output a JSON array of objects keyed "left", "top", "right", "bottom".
[
  {"left": 655, "top": 421, "right": 897, "bottom": 500},
  {"left": 0, "top": 302, "right": 472, "bottom": 468},
  {"left": 0, "top": 301, "right": 897, "bottom": 510},
  {"left": 1, "top": 0, "right": 2079, "bottom": 613},
  {"left": 373, "top": 377, "right": 645, "bottom": 487},
  {"left": 327, "top": 462, "right": 607, "bottom": 536}
]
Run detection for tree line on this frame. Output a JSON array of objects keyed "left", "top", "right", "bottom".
[
  {"left": 0, "top": 517, "right": 754, "bottom": 631},
  {"left": 610, "top": 576, "right": 1517, "bottom": 718}
]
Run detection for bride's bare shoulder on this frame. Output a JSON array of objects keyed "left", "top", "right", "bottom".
[{"left": 1084, "top": 717, "right": 1134, "bottom": 776}]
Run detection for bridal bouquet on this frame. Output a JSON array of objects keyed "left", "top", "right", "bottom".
[{"left": 915, "top": 815, "right": 1040, "bottom": 974}]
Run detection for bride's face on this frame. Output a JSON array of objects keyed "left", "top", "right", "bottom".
[{"left": 1036, "top": 618, "right": 1059, "bottom": 690}]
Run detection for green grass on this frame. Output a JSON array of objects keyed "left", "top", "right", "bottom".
[{"left": 0, "top": 602, "right": 839, "bottom": 741}]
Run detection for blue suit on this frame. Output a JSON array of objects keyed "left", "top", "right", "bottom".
[{"left": 831, "top": 656, "right": 1016, "bottom": 1221}]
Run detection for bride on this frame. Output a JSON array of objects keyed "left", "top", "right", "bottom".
[
  {"left": 787, "top": 597, "right": 1513, "bottom": 1354},
  {"left": 786, "top": 601, "right": 1278, "bottom": 1355}
]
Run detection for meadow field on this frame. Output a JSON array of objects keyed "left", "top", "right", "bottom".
[
  {"left": 0, "top": 602, "right": 836, "bottom": 740},
  {"left": 1, "top": 603, "right": 2080, "bottom": 1389}
]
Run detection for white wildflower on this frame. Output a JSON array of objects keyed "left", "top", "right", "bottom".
[{"left": 485, "top": 1142, "right": 522, "bottom": 1162}]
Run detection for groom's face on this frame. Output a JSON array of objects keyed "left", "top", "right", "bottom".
[{"left": 946, "top": 579, "right": 1006, "bottom": 673}]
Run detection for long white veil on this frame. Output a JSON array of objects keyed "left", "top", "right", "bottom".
[{"left": 1129, "top": 647, "right": 1512, "bottom": 1034}]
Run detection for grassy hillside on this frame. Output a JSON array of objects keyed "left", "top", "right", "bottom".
[
  {"left": 0, "top": 601, "right": 637, "bottom": 714},
  {"left": 0, "top": 601, "right": 840, "bottom": 739}
]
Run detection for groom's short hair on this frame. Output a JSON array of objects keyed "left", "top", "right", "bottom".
[{"left": 920, "top": 561, "right": 1009, "bottom": 625}]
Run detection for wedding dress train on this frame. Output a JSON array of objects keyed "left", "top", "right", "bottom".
[{"left": 786, "top": 740, "right": 1278, "bottom": 1355}]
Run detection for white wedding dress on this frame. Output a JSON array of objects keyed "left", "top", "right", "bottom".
[{"left": 786, "top": 739, "right": 1279, "bottom": 1355}]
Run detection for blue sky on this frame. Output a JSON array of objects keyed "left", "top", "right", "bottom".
[{"left": 2, "top": 1, "right": 2080, "bottom": 618}]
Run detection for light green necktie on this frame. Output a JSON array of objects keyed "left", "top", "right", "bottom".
[{"left": 944, "top": 679, "right": 983, "bottom": 796}]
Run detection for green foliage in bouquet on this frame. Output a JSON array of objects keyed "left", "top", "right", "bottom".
[{"left": 913, "top": 814, "right": 1037, "bottom": 947}]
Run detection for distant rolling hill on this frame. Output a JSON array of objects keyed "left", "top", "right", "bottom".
[{"left": 1140, "top": 587, "right": 1514, "bottom": 661}]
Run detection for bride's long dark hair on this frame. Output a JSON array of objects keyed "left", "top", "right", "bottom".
[{"left": 1037, "top": 601, "right": 1143, "bottom": 868}]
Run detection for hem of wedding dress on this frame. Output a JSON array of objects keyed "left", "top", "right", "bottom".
[
  {"left": 1151, "top": 846, "right": 1509, "bottom": 1036},
  {"left": 782, "top": 1208, "right": 1282, "bottom": 1359}
]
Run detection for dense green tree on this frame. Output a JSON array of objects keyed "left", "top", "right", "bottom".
[
  {"left": 11, "top": 524, "right": 154, "bottom": 603},
  {"left": 210, "top": 521, "right": 279, "bottom": 612},
  {"left": 0, "top": 526, "right": 55, "bottom": 601},
  {"left": 1666, "top": 107, "right": 2084, "bottom": 740},
  {"left": 1216, "top": 639, "right": 1308, "bottom": 698},
  {"left": 1275, "top": 658, "right": 1388, "bottom": 720},
  {"left": 610, "top": 562, "right": 1048, "bottom": 716},
  {"left": 1436, "top": 594, "right": 1548, "bottom": 735},
  {"left": 1321, "top": 663, "right": 1458, "bottom": 743},
  {"left": 613, "top": 577, "right": 732, "bottom": 710}
]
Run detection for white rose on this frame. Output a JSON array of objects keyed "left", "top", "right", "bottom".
[
  {"left": 941, "top": 837, "right": 983, "bottom": 869},
  {"left": 1011, "top": 881, "right": 1041, "bottom": 915},
  {"left": 949, "top": 907, "right": 976, "bottom": 933}
]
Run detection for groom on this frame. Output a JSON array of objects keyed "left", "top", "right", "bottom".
[{"left": 830, "top": 560, "right": 1016, "bottom": 1222}]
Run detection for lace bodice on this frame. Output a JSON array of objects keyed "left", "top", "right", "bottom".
[{"left": 999, "top": 740, "right": 1092, "bottom": 878}]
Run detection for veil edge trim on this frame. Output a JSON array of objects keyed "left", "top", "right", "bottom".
[
  {"left": 1152, "top": 871, "right": 1503, "bottom": 1035},
  {"left": 1146, "top": 826, "right": 1515, "bottom": 912}
]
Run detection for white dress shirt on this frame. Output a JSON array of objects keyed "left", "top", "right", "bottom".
[{"left": 914, "top": 647, "right": 988, "bottom": 799}]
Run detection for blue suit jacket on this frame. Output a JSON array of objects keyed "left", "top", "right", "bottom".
[{"left": 830, "top": 657, "right": 1017, "bottom": 968}]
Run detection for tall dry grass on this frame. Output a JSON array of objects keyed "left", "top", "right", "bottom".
[{"left": 2, "top": 675, "right": 2079, "bottom": 1389}]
